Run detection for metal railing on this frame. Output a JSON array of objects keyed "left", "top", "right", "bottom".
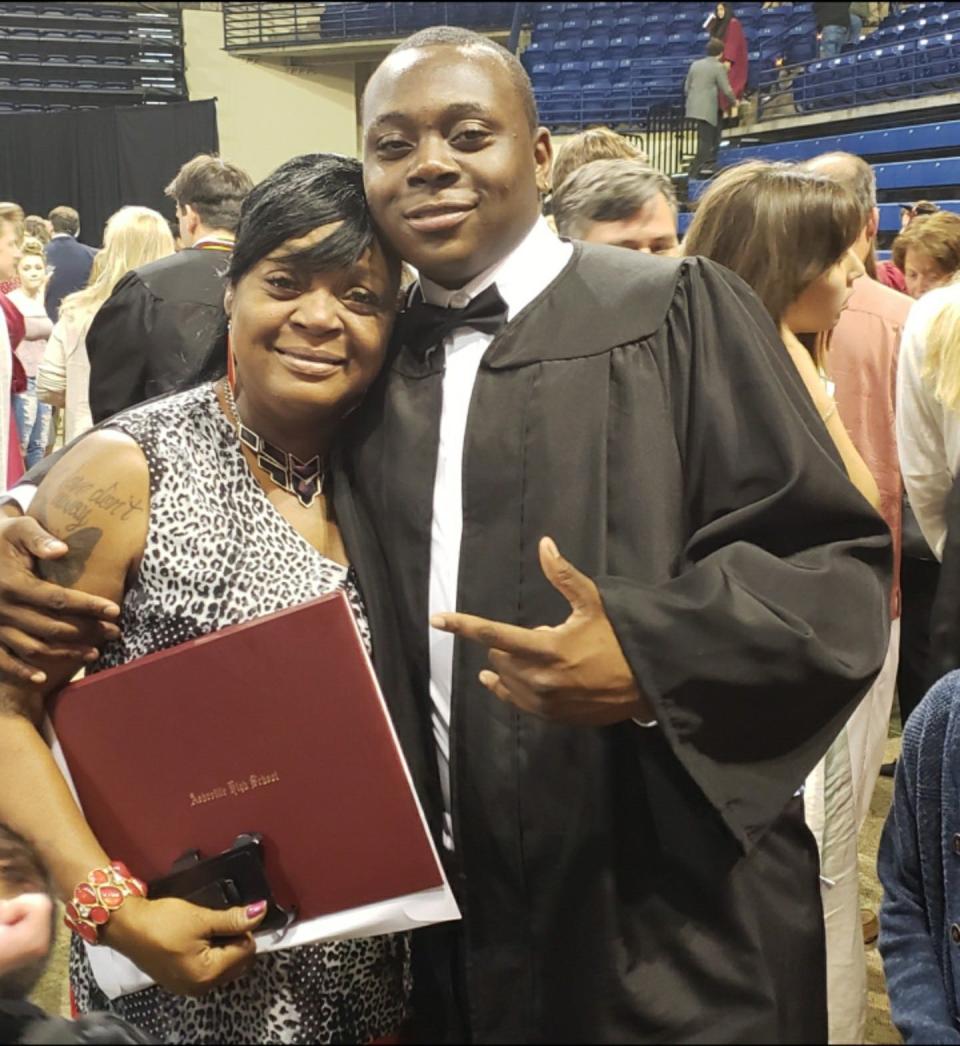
[
  {"left": 756, "top": 33, "right": 960, "bottom": 120},
  {"left": 223, "top": 2, "right": 518, "bottom": 50}
]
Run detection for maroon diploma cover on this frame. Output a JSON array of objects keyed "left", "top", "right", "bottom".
[{"left": 49, "top": 592, "right": 445, "bottom": 921}]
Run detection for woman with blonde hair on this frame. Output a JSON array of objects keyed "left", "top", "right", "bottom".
[
  {"left": 38, "top": 206, "right": 174, "bottom": 442},
  {"left": 685, "top": 159, "right": 879, "bottom": 1046},
  {"left": 896, "top": 274, "right": 960, "bottom": 561}
]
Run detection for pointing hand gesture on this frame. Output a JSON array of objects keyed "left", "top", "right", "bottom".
[{"left": 431, "top": 538, "right": 653, "bottom": 726}]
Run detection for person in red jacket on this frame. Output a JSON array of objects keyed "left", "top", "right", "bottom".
[{"left": 708, "top": 2, "right": 749, "bottom": 115}]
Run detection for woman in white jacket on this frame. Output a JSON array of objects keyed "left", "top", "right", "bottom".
[{"left": 38, "top": 207, "right": 173, "bottom": 443}]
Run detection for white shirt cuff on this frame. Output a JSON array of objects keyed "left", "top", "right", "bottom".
[
  {"left": 2, "top": 484, "right": 37, "bottom": 514},
  {"left": 633, "top": 718, "right": 658, "bottom": 728}
]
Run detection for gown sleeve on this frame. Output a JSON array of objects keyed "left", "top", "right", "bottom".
[
  {"left": 597, "top": 258, "right": 891, "bottom": 850},
  {"left": 723, "top": 19, "right": 749, "bottom": 99},
  {"left": 86, "top": 272, "right": 151, "bottom": 424}
]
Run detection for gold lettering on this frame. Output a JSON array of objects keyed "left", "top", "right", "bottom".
[{"left": 188, "top": 772, "right": 279, "bottom": 807}]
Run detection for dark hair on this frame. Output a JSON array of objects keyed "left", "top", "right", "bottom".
[
  {"left": 707, "top": 36, "right": 725, "bottom": 57},
  {"left": 164, "top": 154, "right": 253, "bottom": 234},
  {"left": 712, "top": 3, "right": 733, "bottom": 38},
  {"left": 228, "top": 153, "right": 378, "bottom": 285},
  {"left": 377, "top": 26, "right": 538, "bottom": 132},
  {"left": 47, "top": 205, "right": 78, "bottom": 236},
  {"left": 193, "top": 153, "right": 383, "bottom": 385},
  {"left": 0, "top": 823, "right": 54, "bottom": 1000}
]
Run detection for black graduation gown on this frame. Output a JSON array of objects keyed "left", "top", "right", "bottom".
[
  {"left": 346, "top": 247, "right": 891, "bottom": 1045},
  {"left": 86, "top": 247, "right": 229, "bottom": 423}
]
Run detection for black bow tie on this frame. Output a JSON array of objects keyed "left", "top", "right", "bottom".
[{"left": 398, "top": 283, "right": 509, "bottom": 357}]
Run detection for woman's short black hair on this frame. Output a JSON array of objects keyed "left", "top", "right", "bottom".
[
  {"left": 194, "top": 153, "right": 387, "bottom": 388},
  {"left": 228, "top": 153, "right": 378, "bottom": 286}
]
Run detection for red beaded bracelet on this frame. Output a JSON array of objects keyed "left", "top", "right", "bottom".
[{"left": 64, "top": 861, "right": 148, "bottom": 945}]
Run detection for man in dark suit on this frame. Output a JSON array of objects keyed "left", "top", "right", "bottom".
[
  {"left": 43, "top": 207, "right": 96, "bottom": 322},
  {"left": 85, "top": 154, "right": 253, "bottom": 423}
]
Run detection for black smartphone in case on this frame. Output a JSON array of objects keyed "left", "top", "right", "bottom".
[{"left": 148, "top": 832, "right": 295, "bottom": 934}]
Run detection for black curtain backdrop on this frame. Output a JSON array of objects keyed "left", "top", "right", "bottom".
[{"left": 0, "top": 99, "right": 218, "bottom": 247}]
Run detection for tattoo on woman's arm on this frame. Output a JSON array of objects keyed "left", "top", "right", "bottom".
[{"left": 35, "top": 528, "right": 104, "bottom": 588}]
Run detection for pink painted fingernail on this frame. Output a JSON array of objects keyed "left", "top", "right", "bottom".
[{"left": 246, "top": 901, "right": 267, "bottom": 919}]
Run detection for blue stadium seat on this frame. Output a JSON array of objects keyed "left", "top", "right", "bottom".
[
  {"left": 534, "top": 17, "right": 563, "bottom": 36},
  {"left": 614, "top": 11, "right": 644, "bottom": 32},
  {"left": 581, "top": 33, "right": 611, "bottom": 58},
  {"left": 883, "top": 40, "right": 917, "bottom": 96},
  {"left": 664, "top": 33, "right": 694, "bottom": 56},
  {"left": 746, "top": 48, "right": 762, "bottom": 89},
  {"left": 588, "top": 17, "right": 614, "bottom": 33},
  {"left": 524, "top": 37, "right": 556, "bottom": 64},
  {"left": 560, "top": 13, "right": 590, "bottom": 36},
  {"left": 855, "top": 46, "right": 886, "bottom": 100},
  {"left": 612, "top": 58, "right": 634, "bottom": 85},
  {"left": 666, "top": 11, "right": 698, "bottom": 32},
  {"left": 608, "top": 32, "right": 638, "bottom": 58},
  {"left": 635, "top": 31, "right": 667, "bottom": 55},
  {"left": 529, "top": 60, "right": 559, "bottom": 88},
  {"left": 758, "top": 9, "right": 790, "bottom": 30},
  {"left": 917, "top": 31, "right": 960, "bottom": 90},
  {"left": 588, "top": 58, "right": 618, "bottom": 87},
  {"left": 536, "top": 3, "right": 565, "bottom": 19},
  {"left": 552, "top": 37, "right": 576, "bottom": 60},
  {"left": 557, "top": 59, "right": 588, "bottom": 88},
  {"left": 785, "top": 25, "right": 817, "bottom": 64}
]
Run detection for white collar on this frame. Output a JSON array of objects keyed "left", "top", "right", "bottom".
[{"left": 418, "top": 217, "right": 571, "bottom": 322}]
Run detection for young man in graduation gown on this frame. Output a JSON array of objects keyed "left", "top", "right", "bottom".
[
  {"left": 0, "top": 29, "right": 891, "bottom": 1045},
  {"left": 346, "top": 29, "right": 891, "bottom": 1044}
]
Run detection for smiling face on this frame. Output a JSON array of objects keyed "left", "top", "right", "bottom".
[
  {"left": 17, "top": 253, "right": 46, "bottom": 294},
  {"left": 226, "top": 223, "right": 400, "bottom": 426},
  {"left": 363, "top": 45, "right": 552, "bottom": 290}
]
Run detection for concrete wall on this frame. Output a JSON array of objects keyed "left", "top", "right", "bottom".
[{"left": 182, "top": 9, "right": 361, "bottom": 181}]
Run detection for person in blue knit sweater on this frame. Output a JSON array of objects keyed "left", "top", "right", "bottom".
[{"left": 879, "top": 670, "right": 960, "bottom": 1044}]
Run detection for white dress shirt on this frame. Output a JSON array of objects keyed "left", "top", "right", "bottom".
[
  {"left": 420, "top": 218, "right": 572, "bottom": 848},
  {"left": 896, "top": 281, "right": 960, "bottom": 559}
]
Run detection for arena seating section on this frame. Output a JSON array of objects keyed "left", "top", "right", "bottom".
[
  {"left": 0, "top": 2, "right": 184, "bottom": 114},
  {"left": 318, "top": 2, "right": 517, "bottom": 37},
  {"left": 222, "top": 2, "right": 518, "bottom": 49},
  {"left": 522, "top": 1, "right": 960, "bottom": 129},
  {"left": 679, "top": 118, "right": 960, "bottom": 257}
]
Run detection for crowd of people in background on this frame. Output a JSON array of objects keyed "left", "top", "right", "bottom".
[{"left": 0, "top": 21, "right": 959, "bottom": 1046}]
